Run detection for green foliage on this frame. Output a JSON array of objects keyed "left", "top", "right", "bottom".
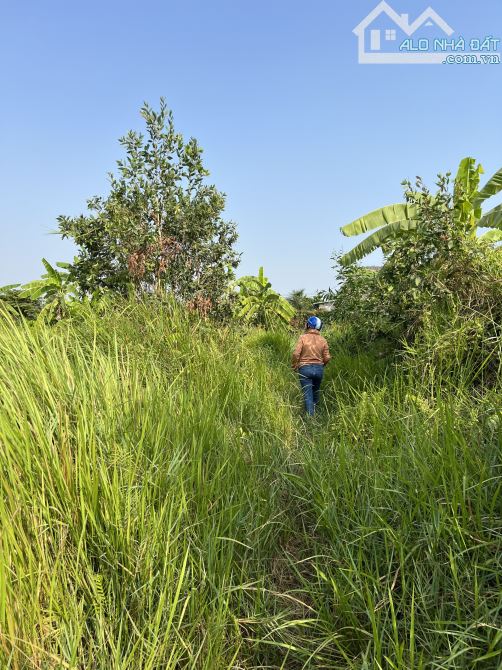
[
  {"left": 474, "top": 166, "right": 502, "bottom": 208},
  {"left": 453, "top": 157, "right": 484, "bottom": 231},
  {"left": 403, "top": 300, "right": 502, "bottom": 388},
  {"left": 0, "top": 303, "right": 295, "bottom": 668},
  {"left": 236, "top": 266, "right": 295, "bottom": 329},
  {"left": 286, "top": 288, "right": 313, "bottom": 312},
  {"left": 18, "top": 258, "right": 79, "bottom": 322},
  {"left": 379, "top": 175, "right": 502, "bottom": 344},
  {"left": 289, "top": 345, "right": 502, "bottom": 668},
  {"left": 0, "top": 283, "right": 41, "bottom": 319},
  {"left": 479, "top": 206, "right": 502, "bottom": 239},
  {"left": 333, "top": 170, "right": 502, "bottom": 368},
  {"left": 340, "top": 204, "right": 418, "bottom": 266},
  {"left": 286, "top": 288, "right": 317, "bottom": 327},
  {"left": 58, "top": 98, "right": 239, "bottom": 317},
  {"left": 328, "top": 255, "right": 382, "bottom": 340},
  {"left": 0, "top": 306, "right": 500, "bottom": 668},
  {"left": 340, "top": 156, "right": 502, "bottom": 266}
]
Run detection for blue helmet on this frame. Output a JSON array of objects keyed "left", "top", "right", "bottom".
[{"left": 306, "top": 316, "right": 322, "bottom": 331}]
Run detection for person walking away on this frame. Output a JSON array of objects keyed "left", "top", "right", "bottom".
[{"left": 292, "top": 316, "right": 331, "bottom": 416}]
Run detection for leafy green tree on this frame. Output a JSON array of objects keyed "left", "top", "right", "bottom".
[
  {"left": 237, "top": 267, "right": 295, "bottom": 328},
  {"left": 286, "top": 289, "right": 313, "bottom": 312},
  {"left": 287, "top": 289, "right": 318, "bottom": 328},
  {"left": 0, "top": 284, "right": 41, "bottom": 319},
  {"left": 339, "top": 157, "right": 502, "bottom": 266},
  {"left": 58, "top": 99, "right": 239, "bottom": 317},
  {"left": 329, "top": 255, "right": 381, "bottom": 337}
]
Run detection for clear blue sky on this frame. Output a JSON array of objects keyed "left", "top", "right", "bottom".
[{"left": 1, "top": 0, "right": 501, "bottom": 295}]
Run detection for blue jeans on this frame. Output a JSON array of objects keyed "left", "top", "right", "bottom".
[{"left": 298, "top": 364, "right": 324, "bottom": 416}]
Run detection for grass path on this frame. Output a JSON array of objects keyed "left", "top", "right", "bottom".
[{"left": 251, "top": 329, "right": 502, "bottom": 668}]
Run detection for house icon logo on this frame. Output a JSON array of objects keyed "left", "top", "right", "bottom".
[{"left": 354, "top": 1, "right": 454, "bottom": 64}]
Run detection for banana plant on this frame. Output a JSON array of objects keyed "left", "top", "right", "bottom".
[
  {"left": 19, "top": 259, "right": 79, "bottom": 321},
  {"left": 470, "top": 159, "right": 502, "bottom": 241},
  {"left": 339, "top": 157, "right": 502, "bottom": 266},
  {"left": 236, "top": 266, "right": 295, "bottom": 328}
]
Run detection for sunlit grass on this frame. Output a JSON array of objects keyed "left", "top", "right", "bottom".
[{"left": 0, "top": 305, "right": 500, "bottom": 668}]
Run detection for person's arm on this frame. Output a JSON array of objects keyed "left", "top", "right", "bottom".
[
  {"left": 322, "top": 338, "right": 331, "bottom": 366},
  {"left": 292, "top": 336, "right": 304, "bottom": 370}
]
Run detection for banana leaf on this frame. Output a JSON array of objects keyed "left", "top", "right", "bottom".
[
  {"left": 41, "top": 258, "right": 63, "bottom": 285},
  {"left": 479, "top": 229, "right": 502, "bottom": 243},
  {"left": 474, "top": 167, "right": 502, "bottom": 209},
  {"left": 478, "top": 203, "right": 502, "bottom": 230},
  {"left": 341, "top": 204, "right": 417, "bottom": 237},
  {"left": 237, "top": 301, "right": 256, "bottom": 319},
  {"left": 275, "top": 298, "right": 295, "bottom": 320},
  {"left": 19, "top": 280, "right": 49, "bottom": 300},
  {"left": 455, "top": 157, "right": 483, "bottom": 197},
  {"left": 340, "top": 219, "right": 418, "bottom": 266}
]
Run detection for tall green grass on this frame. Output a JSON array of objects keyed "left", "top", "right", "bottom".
[{"left": 0, "top": 305, "right": 500, "bottom": 668}]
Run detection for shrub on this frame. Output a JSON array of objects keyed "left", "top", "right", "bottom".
[{"left": 331, "top": 173, "right": 502, "bottom": 382}]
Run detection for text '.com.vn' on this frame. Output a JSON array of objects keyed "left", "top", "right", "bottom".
[{"left": 401, "top": 37, "right": 501, "bottom": 64}]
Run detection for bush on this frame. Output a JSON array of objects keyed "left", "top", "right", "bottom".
[
  {"left": 331, "top": 173, "right": 502, "bottom": 382},
  {"left": 329, "top": 256, "right": 384, "bottom": 342}
]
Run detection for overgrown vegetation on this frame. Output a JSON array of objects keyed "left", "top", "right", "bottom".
[
  {"left": 0, "top": 101, "right": 501, "bottom": 667},
  {"left": 339, "top": 157, "right": 502, "bottom": 267},
  {"left": 0, "top": 304, "right": 500, "bottom": 668},
  {"left": 331, "top": 167, "right": 502, "bottom": 385}
]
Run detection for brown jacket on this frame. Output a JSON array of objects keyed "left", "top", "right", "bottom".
[{"left": 292, "top": 330, "right": 331, "bottom": 369}]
